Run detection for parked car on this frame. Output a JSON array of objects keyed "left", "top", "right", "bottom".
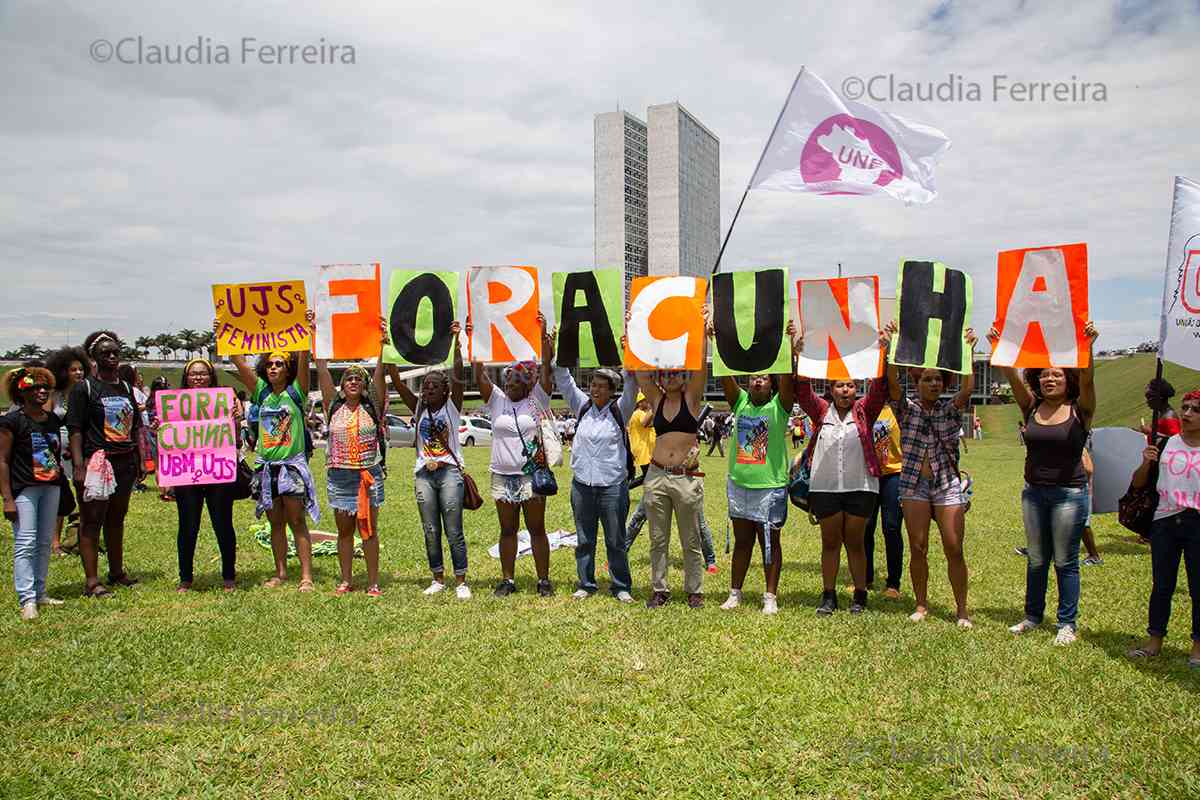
[
  {"left": 386, "top": 414, "right": 416, "bottom": 448},
  {"left": 459, "top": 417, "right": 493, "bottom": 447}
]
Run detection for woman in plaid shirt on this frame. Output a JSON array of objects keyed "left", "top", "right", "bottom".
[{"left": 886, "top": 323, "right": 978, "bottom": 628}]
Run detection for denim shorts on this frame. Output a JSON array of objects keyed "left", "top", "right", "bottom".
[
  {"left": 326, "top": 464, "right": 385, "bottom": 513},
  {"left": 491, "top": 472, "right": 534, "bottom": 504},
  {"left": 901, "top": 472, "right": 964, "bottom": 507},
  {"left": 726, "top": 478, "right": 788, "bottom": 529}
]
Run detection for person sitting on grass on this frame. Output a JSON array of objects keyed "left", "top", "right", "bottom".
[
  {"left": 0, "top": 367, "right": 65, "bottom": 619},
  {"left": 313, "top": 318, "right": 389, "bottom": 597},
  {"left": 1127, "top": 389, "right": 1200, "bottom": 669},
  {"left": 796, "top": 322, "right": 894, "bottom": 616},
  {"left": 990, "top": 321, "right": 1099, "bottom": 647},
  {"left": 887, "top": 323, "right": 978, "bottom": 628},
  {"left": 221, "top": 320, "right": 317, "bottom": 592},
  {"left": 715, "top": 319, "right": 796, "bottom": 615},
  {"left": 385, "top": 321, "right": 472, "bottom": 600}
]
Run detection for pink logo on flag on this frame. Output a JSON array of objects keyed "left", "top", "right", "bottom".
[{"left": 800, "top": 114, "right": 903, "bottom": 190}]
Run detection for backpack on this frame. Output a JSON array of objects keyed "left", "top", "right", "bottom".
[
  {"left": 577, "top": 400, "right": 635, "bottom": 483},
  {"left": 252, "top": 383, "right": 314, "bottom": 462},
  {"left": 326, "top": 391, "right": 388, "bottom": 468}
]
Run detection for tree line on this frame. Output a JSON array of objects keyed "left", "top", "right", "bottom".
[{"left": 1, "top": 329, "right": 217, "bottom": 361}]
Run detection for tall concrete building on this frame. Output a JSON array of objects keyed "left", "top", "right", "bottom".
[
  {"left": 593, "top": 111, "right": 648, "bottom": 296},
  {"left": 594, "top": 102, "right": 718, "bottom": 290},
  {"left": 647, "top": 102, "right": 720, "bottom": 277}
]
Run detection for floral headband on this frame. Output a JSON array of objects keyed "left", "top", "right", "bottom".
[{"left": 502, "top": 360, "right": 539, "bottom": 386}]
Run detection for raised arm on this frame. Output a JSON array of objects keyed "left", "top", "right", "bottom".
[
  {"left": 686, "top": 305, "right": 709, "bottom": 406},
  {"left": 314, "top": 358, "right": 337, "bottom": 417},
  {"left": 385, "top": 365, "right": 419, "bottom": 414},
  {"left": 536, "top": 313, "right": 554, "bottom": 397},
  {"left": 616, "top": 369, "right": 638, "bottom": 422},
  {"left": 987, "top": 326, "right": 1034, "bottom": 415},
  {"left": 450, "top": 321, "right": 465, "bottom": 411},
  {"left": 215, "top": 318, "right": 257, "bottom": 394},
  {"left": 952, "top": 328, "right": 978, "bottom": 411},
  {"left": 707, "top": 312, "right": 740, "bottom": 405},
  {"left": 464, "top": 318, "right": 494, "bottom": 404},
  {"left": 1076, "top": 321, "right": 1099, "bottom": 426},
  {"left": 777, "top": 319, "right": 797, "bottom": 410}
]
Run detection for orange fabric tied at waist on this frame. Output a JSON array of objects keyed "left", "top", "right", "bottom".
[{"left": 356, "top": 468, "right": 375, "bottom": 539}]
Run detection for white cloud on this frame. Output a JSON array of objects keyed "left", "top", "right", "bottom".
[{"left": 0, "top": 0, "right": 1196, "bottom": 350}]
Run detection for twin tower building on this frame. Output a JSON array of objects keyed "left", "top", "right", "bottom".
[{"left": 594, "top": 103, "right": 720, "bottom": 296}]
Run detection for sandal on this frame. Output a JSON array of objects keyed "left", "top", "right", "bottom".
[
  {"left": 176, "top": 582, "right": 193, "bottom": 593},
  {"left": 223, "top": 580, "right": 236, "bottom": 592},
  {"left": 262, "top": 576, "right": 286, "bottom": 589},
  {"left": 84, "top": 583, "right": 112, "bottom": 599},
  {"left": 334, "top": 581, "right": 353, "bottom": 596},
  {"left": 107, "top": 573, "right": 139, "bottom": 587},
  {"left": 366, "top": 585, "right": 382, "bottom": 597},
  {"left": 1127, "top": 647, "right": 1160, "bottom": 659},
  {"left": 297, "top": 579, "right": 315, "bottom": 593}
]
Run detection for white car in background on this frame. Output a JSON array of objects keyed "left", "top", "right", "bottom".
[{"left": 458, "top": 417, "right": 493, "bottom": 447}]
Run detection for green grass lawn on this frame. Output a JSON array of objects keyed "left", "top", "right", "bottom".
[{"left": 1, "top": 425, "right": 1197, "bottom": 799}]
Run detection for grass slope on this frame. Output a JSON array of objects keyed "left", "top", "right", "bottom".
[
  {"left": 1, "top": 426, "right": 1198, "bottom": 799},
  {"left": 1088, "top": 354, "right": 1200, "bottom": 429}
]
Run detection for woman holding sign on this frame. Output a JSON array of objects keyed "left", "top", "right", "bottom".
[
  {"left": 66, "top": 330, "right": 144, "bottom": 598},
  {"left": 989, "top": 321, "right": 1099, "bottom": 646},
  {"left": 796, "top": 325, "right": 894, "bottom": 616},
  {"left": 466, "top": 321, "right": 556, "bottom": 598},
  {"left": 713, "top": 320, "right": 797, "bottom": 615},
  {"left": 886, "top": 323, "right": 977, "bottom": 627},
  {"left": 385, "top": 323, "right": 470, "bottom": 600},
  {"left": 314, "top": 325, "right": 389, "bottom": 597},
  {"left": 222, "top": 320, "right": 317, "bottom": 592},
  {"left": 161, "top": 358, "right": 242, "bottom": 592}
]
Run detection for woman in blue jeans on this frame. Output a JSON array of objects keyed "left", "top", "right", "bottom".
[
  {"left": 1127, "top": 389, "right": 1200, "bottom": 668},
  {"left": 387, "top": 321, "right": 471, "bottom": 600},
  {"left": 540, "top": 314, "right": 637, "bottom": 602},
  {"left": 990, "top": 321, "right": 1098, "bottom": 646},
  {"left": 0, "top": 367, "right": 65, "bottom": 619}
]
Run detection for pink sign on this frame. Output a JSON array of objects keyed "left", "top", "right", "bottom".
[{"left": 155, "top": 388, "right": 240, "bottom": 487}]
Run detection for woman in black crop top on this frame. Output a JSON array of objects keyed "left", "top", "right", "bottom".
[
  {"left": 988, "top": 321, "right": 1098, "bottom": 646},
  {"left": 633, "top": 311, "right": 710, "bottom": 610}
]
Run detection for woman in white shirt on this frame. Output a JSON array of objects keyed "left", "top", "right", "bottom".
[
  {"left": 540, "top": 315, "right": 637, "bottom": 603},
  {"left": 386, "top": 322, "right": 471, "bottom": 600},
  {"left": 1127, "top": 388, "right": 1200, "bottom": 668},
  {"left": 467, "top": 321, "right": 556, "bottom": 598}
]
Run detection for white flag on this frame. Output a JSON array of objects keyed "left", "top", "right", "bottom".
[
  {"left": 749, "top": 69, "right": 951, "bottom": 205},
  {"left": 1158, "top": 176, "right": 1200, "bottom": 370}
]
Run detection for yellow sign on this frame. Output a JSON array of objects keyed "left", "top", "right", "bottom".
[{"left": 212, "top": 281, "right": 311, "bottom": 356}]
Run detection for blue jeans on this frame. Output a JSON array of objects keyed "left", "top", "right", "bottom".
[
  {"left": 1021, "top": 483, "right": 1087, "bottom": 629},
  {"left": 571, "top": 479, "right": 632, "bottom": 594},
  {"left": 414, "top": 466, "right": 467, "bottom": 577},
  {"left": 12, "top": 485, "right": 60, "bottom": 606},
  {"left": 864, "top": 473, "right": 904, "bottom": 589}
]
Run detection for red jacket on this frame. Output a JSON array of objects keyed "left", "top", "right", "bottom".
[{"left": 795, "top": 377, "right": 890, "bottom": 478}]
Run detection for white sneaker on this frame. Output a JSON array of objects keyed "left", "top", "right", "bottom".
[
  {"left": 720, "top": 589, "right": 742, "bottom": 610},
  {"left": 572, "top": 589, "right": 592, "bottom": 599},
  {"left": 455, "top": 583, "right": 472, "bottom": 600},
  {"left": 615, "top": 591, "right": 633, "bottom": 603},
  {"left": 762, "top": 593, "right": 779, "bottom": 615},
  {"left": 909, "top": 609, "right": 928, "bottom": 623},
  {"left": 1009, "top": 619, "right": 1039, "bottom": 635},
  {"left": 1054, "top": 626, "right": 1078, "bottom": 646},
  {"left": 20, "top": 601, "right": 38, "bottom": 621},
  {"left": 36, "top": 596, "right": 65, "bottom": 606},
  {"left": 957, "top": 617, "right": 974, "bottom": 630},
  {"left": 423, "top": 581, "right": 445, "bottom": 596}
]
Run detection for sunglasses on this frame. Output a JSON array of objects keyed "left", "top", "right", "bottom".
[
  {"left": 1181, "top": 404, "right": 1200, "bottom": 413},
  {"left": 267, "top": 360, "right": 287, "bottom": 368}
]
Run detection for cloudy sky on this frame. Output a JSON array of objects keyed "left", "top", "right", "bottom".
[{"left": 1, "top": 0, "right": 1197, "bottom": 352}]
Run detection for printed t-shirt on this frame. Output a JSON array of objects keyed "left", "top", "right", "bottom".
[
  {"left": 871, "top": 405, "right": 903, "bottom": 476},
  {"left": 1, "top": 409, "right": 63, "bottom": 495},
  {"left": 255, "top": 378, "right": 306, "bottom": 463},
  {"left": 414, "top": 401, "right": 463, "bottom": 473},
  {"left": 485, "top": 383, "right": 550, "bottom": 476},
  {"left": 1154, "top": 434, "right": 1200, "bottom": 520},
  {"left": 727, "top": 390, "right": 790, "bottom": 489},
  {"left": 65, "top": 378, "right": 139, "bottom": 458}
]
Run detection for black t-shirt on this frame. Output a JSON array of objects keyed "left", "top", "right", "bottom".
[
  {"left": 1, "top": 409, "right": 63, "bottom": 496},
  {"left": 65, "top": 378, "right": 140, "bottom": 458}
]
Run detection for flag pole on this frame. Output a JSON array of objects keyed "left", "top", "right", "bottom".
[{"left": 712, "top": 66, "right": 806, "bottom": 275}]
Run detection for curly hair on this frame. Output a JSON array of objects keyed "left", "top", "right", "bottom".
[
  {"left": 4, "top": 366, "right": 55, "bottom": 405},
  {"left": 1022, "top": 367, "right": 1081, "bottom": 402},
  {"left": 254, "top": 352, "right": 299, "bottom": 385},
  {"left": 46, "top": 346, "right": 92, "bottom": 388}
]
